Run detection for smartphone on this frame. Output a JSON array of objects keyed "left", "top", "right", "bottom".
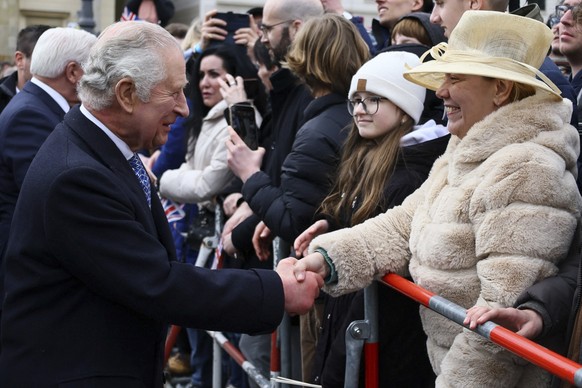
[
  {"left": 228, "top": 103, "right": 259, "bottom": 150},
  {"left": 213, "top": 12, "right": 250, "bottom": 46}
]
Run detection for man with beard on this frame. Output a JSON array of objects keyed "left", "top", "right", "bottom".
[{"left": 217, "top": 0, "right": 324, "bottom": 385}]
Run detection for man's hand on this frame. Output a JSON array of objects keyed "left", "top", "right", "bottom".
[
  {"left": 222, "top": 201, "right": 253, "bottom": 236},
  {"left": 221, "top": 232, "right": 238, "bottom": 257},
  {"left": 252, "top": 221, "right": 272, "bottom": 261},
  {"left": 222, "top": 192, "right": 243, "bottom": 217},
  {"left": 277, "top": 258, "right": 323, "bottom": 315},
  {"left": 225, "top": 127, "right": 264, "bottom": 182},
  {"left": 294, "top": 220, "right": 329, "bottom": 258},
  {"left": 464, "top": 306, "right": 543, "bottom": 339}
]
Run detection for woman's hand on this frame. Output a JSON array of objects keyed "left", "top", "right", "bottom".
[
  {"left": 464, "top": 306, "right": 543, "bottom": 339},
  {"left": 294, "top": 220, "right": 329, "bottom": 258},
  {"left": 293, "top": 252, "right": 329, "bottom": 282},
  {"left": 225, "top": 127, "right": 264, "bottom": 182},
  {"left": 218, "top": 74, "right": 248, "bottom": 106},
  {"left": 252, "top": 221, "right": 272, "bottom": 261},
  {"left": 200, "top": 9, "right": 227, "bottom": 51}
]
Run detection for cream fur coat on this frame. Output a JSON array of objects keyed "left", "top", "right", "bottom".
[{"left": 310, "top": 94, "right": 582, "bottom": 387}]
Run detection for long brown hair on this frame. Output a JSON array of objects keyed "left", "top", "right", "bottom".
[{"left": 320, "top": 113, "right": 414, "bottom": 226}]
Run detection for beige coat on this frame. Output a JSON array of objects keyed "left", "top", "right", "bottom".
[
  {"left": 310, "top": 94, "right": 582, "bottom": 387},
  {"left": 160, "top": 100, "right": 236, "bottom": 205}
]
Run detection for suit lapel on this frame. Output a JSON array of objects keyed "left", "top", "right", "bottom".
[
  {"left": 63, "top": 107, "right": 156, "bottom": 224},
  {"left": 62, "top": 107, "right": 176, "bottom": 260},
  {"left": 23, "top": 82, "right": 67, "bottom": 120}
]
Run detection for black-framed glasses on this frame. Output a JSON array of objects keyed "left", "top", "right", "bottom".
[
  {"left": 556, "top": 4, "right": 580, "bottom": 19},
  {"left": 259, "top": 20, "right": 293, "bottom": 35},
  {"left": 347, "top": 96, "right": 388, "bottom": 116}
]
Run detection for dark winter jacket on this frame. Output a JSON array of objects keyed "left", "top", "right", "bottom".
[
  {"left": 0, "top": 72, "right": 18, "bottom": 115},
  {"left": 242, "top": 92, "right": 350, "bottom": 245},
  {"left": 230, "top": 68, "right": 311, "bottom": 260}
]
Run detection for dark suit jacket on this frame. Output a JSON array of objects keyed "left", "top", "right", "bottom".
[
  {"left": 0, "top": 81, "right": 66, "bottom": 296},
  {"left": 0, "top": 106, "right": 284, "bottom": 387}
]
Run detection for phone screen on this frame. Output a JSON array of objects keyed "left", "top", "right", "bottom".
[{"left": 229, "top": 103, "right": 259, "bottom": 150}]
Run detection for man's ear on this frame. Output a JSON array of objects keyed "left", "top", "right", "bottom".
[
  {"left": 65, "top": 61, "right": 83, "bottom": 84},
  {"left": 288, "top": 19, "right": 302, "bottom": 41},
  {"left": 115, "top": 78, "right": 137, "bottom": 114},
  {"left": 14, "top": 51, "right": 25, "bottom": 70}
]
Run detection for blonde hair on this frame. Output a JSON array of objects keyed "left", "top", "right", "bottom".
[
  {"left": 509, "top": 81, "right": 536, "bottom": 103},
  {"left": 181, "top": 18, "right": 202, "bottom": 51},
  {"left": 286, "top": 14, "right": 369, "bottom": 96}
]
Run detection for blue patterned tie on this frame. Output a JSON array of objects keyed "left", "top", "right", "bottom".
[{"left": 128, "top": 153, "right": 151, "bottom": 207}]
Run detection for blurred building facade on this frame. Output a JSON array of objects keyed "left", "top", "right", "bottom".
[{"left": 0, "top": 0, "right": 558, "bottom": 62}]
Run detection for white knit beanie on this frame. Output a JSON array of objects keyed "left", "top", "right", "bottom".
[{"left": 348, "top": 51, "right": 426, "bottom": 124}]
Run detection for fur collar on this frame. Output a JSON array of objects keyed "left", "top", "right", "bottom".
[{"left": 444, "top": 94, "right": 578, "bottom": 176}]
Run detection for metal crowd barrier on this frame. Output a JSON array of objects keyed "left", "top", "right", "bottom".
[
  {"left": 378, "top": 273, "right": 582, "bottom": 388},
  {"left": 165, "top": 205, "right": 582, "bottom": 388}
]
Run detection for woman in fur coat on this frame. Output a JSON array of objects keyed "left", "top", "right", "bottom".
[{"left": 293, "top": 11, "right": 582, "bottom": 387}]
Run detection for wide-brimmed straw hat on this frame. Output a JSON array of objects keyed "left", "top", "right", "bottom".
[{"left": 404, "top": 11, "right": 562, "bottom": 101}]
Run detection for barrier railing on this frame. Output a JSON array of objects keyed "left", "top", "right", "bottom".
[
  {"left": 380, "top": 273, "right": 582, "bottom": 388},
  {"left": 164, "top": 198, "right": 582, "bottom": 388}
]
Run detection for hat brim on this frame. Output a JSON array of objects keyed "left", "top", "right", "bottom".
[{"left": 403, "top": 60, "right": 562, "bottom": 101}]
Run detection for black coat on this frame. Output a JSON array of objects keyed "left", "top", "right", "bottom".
[
  {"left": 231, "top": 68, "right": 311, "bottom": 262},
  {"left": 0, "top": 106, "right": 284, "bottom": 387},
  {"left": 242, "top": 92, "right": 351, "bottom": 245},
  {"left": 0, "top": 71, "right": 17, "bottom": 115},
  {"left": 314, "top": 134, "right": 451, "bottom": 388}
]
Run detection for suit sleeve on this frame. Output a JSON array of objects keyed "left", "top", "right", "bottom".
[{"left": 44, "top": 166, "right": 283, "bottom": 334}]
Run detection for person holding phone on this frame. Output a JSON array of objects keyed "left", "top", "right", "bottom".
[
  {"left": 226, "top": 13, "right": 370, "bottom": 381},
  {"left": 195, "top": 9, "right": 261, "bottom": 63}
]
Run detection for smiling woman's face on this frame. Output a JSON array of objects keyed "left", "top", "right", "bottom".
[{"left": 436, "top": 73, "right": 499, "bottom": 139}]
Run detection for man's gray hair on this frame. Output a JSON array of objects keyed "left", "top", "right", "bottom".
[
  {"left": 78, "top": 22, "right": 180, "bottom": 111},
  {"left": 30, "top": 27, "right": 97, "bottom": 79}
]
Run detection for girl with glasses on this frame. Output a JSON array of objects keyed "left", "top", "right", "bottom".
[{"left": 294, "top": 51, "right": 449, "bottom": 387}]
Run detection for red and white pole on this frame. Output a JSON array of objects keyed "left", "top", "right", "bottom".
[{"left": 382, "top": 273, "right": 582, "bottom": 387}]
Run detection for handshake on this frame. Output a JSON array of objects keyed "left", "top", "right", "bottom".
[{"left": 275, "top": 253, "right": 329, "bottom": 316}]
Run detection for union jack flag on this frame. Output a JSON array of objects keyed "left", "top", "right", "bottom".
[
  {"left": 120, "top": 7, "right": 140, "bottom": 22},
  {"left": 161, "top": 197, "right": 185, "bottom": 223}
]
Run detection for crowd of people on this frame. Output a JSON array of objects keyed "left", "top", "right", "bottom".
[{"left": 1, "top": 0, "right": 582, "bottom": 387}]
